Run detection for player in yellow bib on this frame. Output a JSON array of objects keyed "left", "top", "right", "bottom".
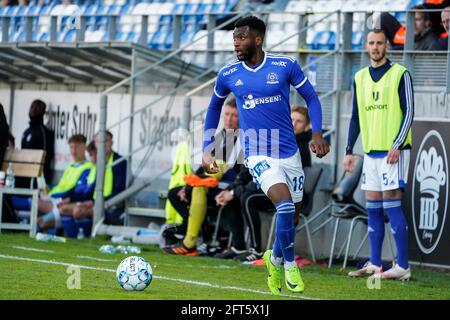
[{"left": 344, "top": 29, "right": 414, "bottom": 280}]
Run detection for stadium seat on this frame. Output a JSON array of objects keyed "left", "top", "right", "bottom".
[
  {"left": 126, "top": 30, "right": 140, "bottom": 43},
  {"left": 266, "top": 30, "right": 298, "bottom": 52},
  {"left": 149, "top": 29, "right": 169, "bottom": 49},
  {"left": 309, "top": 30, "right": 335, "bottom": 50},
  {"left": 352, "top": 31, "right": 363, "bottom": 50},
  {"left": 407, "top": 0, "right": 422, "bottom": 9},
  {"left": 85, "top": 29, "right": 106, "bottom": 42},
  {"left": 59, "top": 28, "right": 77, "bottom": 42}
]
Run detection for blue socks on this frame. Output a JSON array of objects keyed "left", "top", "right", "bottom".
[
  {"left": 384, "top": 199, "right": 409, "bottom": 269},
  {"left": 366, "top": 199, "right": 409, "bottom": 269},
  {"left": 272, "top": 200, "right": 296, "bottom": 264},
  {"left": 367, "top": 200, "right": 384, "bottom": 267}
]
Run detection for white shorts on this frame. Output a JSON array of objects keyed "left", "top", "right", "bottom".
[
  {"left": 244, "top": 150, "right": 304, "bottom": 203},
  {"left": 361, "top": 150, "right": 410, "bottom": 192}
]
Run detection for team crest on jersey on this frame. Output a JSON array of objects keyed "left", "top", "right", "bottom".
[{"left": 266, "top": 72, "right": 279, "bottom": 84}]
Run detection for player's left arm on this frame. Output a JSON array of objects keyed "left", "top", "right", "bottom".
[
  {"left": 387, "top": 71, "right": 414, "bottom": 164},
  {"left": 290, "top": 61, "right": 330, "bottom": 158}
]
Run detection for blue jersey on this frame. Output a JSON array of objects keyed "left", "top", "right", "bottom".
[{"left": 205, "top": 52, "right": 322, "bottom": 159}]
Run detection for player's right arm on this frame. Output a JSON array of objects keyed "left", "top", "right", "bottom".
[
  {"left": 343, "top": 81, "right": 360, "bottom": 172},
  {"left": 202, "top": 72, "right": 230, "bottom": 173}
]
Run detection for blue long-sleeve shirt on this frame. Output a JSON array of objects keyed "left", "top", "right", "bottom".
[
  {"left": 203, "top": 52, "right": 322, "bottom": 159},
  {"left": 345, "top": 59, "right": 414, "bottom": 156},
  {"left": 50, "top": 165, "right": 93, "bottom": 202}
]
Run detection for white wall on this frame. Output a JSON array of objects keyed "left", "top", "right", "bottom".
[{"left": 0, "top": 88, "right": 210, "bottom": 181}]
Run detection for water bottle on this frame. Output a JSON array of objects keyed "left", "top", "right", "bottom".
[
  {"left": 0, "top": 171, "right": 5, "bottom": 188},
  {"left": 35, "top": 232, "right": 67, "bottom": 243},
  {"left": 99, "top": 245, "right": 117, "bottom": 254},
  {"left": 77, "top": 228, "right": 85, "bottom": 240},
  {"left": 5, "top": 162, "right": 15, "bottom": 188}
]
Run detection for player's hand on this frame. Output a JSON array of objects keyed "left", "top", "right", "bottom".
[
  {"left": 202, "top": 151, "right": 219, "bottom": 174},
  {"left": 343, "top": 154, "right": 355, "bottom": 172},
  {"left": 310, "top": 132, "right": 330, "bottom": 159},
  {"left": 177, "top": 186, "right": 188, "bottom": 203},
  {"left": 387, "top": 149, "right": 400, "bottom": 164},
  {"left": 57, "top": 198, "right": 70, "bottom": 208},
  {"left": 215, "top": 190, "right": 233, "bottom": 207}
]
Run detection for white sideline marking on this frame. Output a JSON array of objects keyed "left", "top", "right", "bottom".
[
  {"left": 76, "top": 255, "right": 118, "bottom": 262},
  {"left": 157, "top": 262, "right": 236, "bottom": 270},
  {"left": 12, "top": 246, "right": 54, "bottom": 254},
  {"left": 0, "top": 254, "right": 322, "bottom": 300}
]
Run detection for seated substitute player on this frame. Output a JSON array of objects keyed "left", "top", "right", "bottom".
[
  {"left": 59, "top": 130, "right": 128, "bottom": 233},
  {"left": 202, "top": 16, "right": 329, "bottom": 294},
  {"left": 36, "top": 134, "right": 94, "bottom": 233}
]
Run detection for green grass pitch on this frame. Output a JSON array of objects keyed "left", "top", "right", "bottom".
[{"left": 0, "top": 233, "right": 449, "bottom": 300}]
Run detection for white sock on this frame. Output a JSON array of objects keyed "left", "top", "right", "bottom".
[
  {"left": 51, "top": 203, "right": 62, "bottom": 229},
  {"left": 284, "top": 260, "right": 297, "bottom": 270},
  {"left": 270, "top": 254, "right": 283, "bottom": 267}
]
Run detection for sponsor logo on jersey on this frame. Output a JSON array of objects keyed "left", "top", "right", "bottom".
[
  {"left": 235, "top": 79, "right": 244, "bottom": 86},
  {"left": 253, "top": 160, "right": 271, "bottom": 177},
  {"left": 365, "top": 104, "right": 388, "bottom": 111},
  {"left": 373, "top": 91, "right": 380, "bottom": 101},
  {"left": 271, "top": 61, "right": 287, "bottom": 67},
  {"left": 222, "top": 67, "right": 238, "bottom": 77},
  {"left": 242, "top": 94, "right": 283, "bottom": 110}
]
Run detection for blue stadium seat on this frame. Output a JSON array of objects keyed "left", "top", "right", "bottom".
[
  {"left": 211, "top": 2, "right": 226, "bottom": 13},
  {"left": 407, "top": 0, "right": 422, "bottom": 9},
  {"left": 39, "top": 5, "right": 54, "bottom": 16},
  {"left": 352, "top": 31, "right": 363, "bottom": 50},
  {"left": 159, "top": 14, "right": 172, "bottom": 26},
  {"left": 150, "top": 29, "right": 169, "bottom": 49},
  {"left": 225, "top": 0, "right": 239, "bottom": 12},
  {"left": 114, "top": 31, "right": 128, "bottom": 41},
  {"left": 310, "top": 30, "right": 336, "bottom": 50},
  {"left": 59, "top": 28, "right": 77, "bottom": 42},
  {"left": 181, "top": 29, "right": 196, "bottom": 45},
  {"left": 27, "top": 5, "right": 42, "bottom": 16},
  {"left": 107, "top": 5, "right": 122, "bottom": 15},
  {"left": 395, "top": 11, "right": 406, "bottom": 25},
  {"left": 120, "top": 4, "right": 132, "bottom": 14},
  {"left": 37, "top": 31, "right": 50, "bottom": 42},
  {"left": 126, "top": 31, "right": 140, "bottom": 43}
]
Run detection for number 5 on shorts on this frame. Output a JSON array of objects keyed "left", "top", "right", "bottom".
[
  {"left": 382, "top": 173, "right": 388, "bottom": 186},
  {"left": 293, "top": 176, "right": 304, "bottom": 192}
]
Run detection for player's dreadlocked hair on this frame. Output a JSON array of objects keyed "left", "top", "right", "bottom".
[{"left": 234, "top": 15, "right": 266, "bottom": 38}]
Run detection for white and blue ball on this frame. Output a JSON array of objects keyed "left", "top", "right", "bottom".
[{"left": 116, "top": 256, "right": 153, "bottom": 291}]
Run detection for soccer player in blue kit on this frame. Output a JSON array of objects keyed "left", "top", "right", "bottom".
[{"left": 202, "top": 16, "right": 329, "bottom": 294}]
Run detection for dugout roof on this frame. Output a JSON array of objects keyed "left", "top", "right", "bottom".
[{"left": 0, "top": 41, "right": 210, "bottom": 86}]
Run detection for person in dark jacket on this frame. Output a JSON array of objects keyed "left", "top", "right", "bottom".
[
  {"left": 0, "top": 103, "right": 19, "bottom": 223},
  {"left": 0, "top": 104, "right": 9, "bottom": 163},
  {"left": 21, "top": 99, "right": 55, "bottom": 184},
  {"left": 379, "top": 5, "right": 438, "bottom": 50},
  {"left": 431, "top": 7, "right": 450, "bottom": 50}
]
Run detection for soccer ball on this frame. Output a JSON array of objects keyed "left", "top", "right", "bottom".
[{"left": 116, "top": 256, "right": 153, "bottom": 291}]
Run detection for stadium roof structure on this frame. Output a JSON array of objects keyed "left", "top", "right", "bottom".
[{"left": 0, "top": 41, "right": 211, "bottom": 86}]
